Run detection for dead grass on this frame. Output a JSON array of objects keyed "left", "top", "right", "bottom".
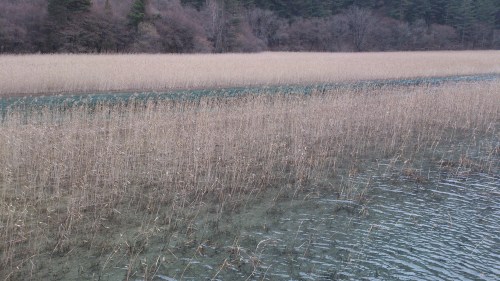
[
  {"left": 0, "top": 51, "right": 499, "bottom": 96},
  {"left": 0, "top": 81, "right": 499, "bottom": 279}
]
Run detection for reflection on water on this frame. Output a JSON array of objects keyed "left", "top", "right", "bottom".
[{"left": 149, "top": 171, "right": 499, "bottom": 281}]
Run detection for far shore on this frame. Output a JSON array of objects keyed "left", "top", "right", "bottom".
[{"left": 1, "top": 51, "right": 499, "bottom": 97}]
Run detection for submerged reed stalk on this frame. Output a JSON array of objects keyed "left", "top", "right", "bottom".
[{"left": 0, "top": 81, "right": 499, "bottom": 279}]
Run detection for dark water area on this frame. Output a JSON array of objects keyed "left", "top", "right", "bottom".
[
  {"left": 266, "top": 173, "right": 500, "bottom": 280},
  {"left": 77, "top": 135, "right": 500, "bottom": 281},
  {"left": 1, "top": 74, "right": 499, "bottom": 115},
  {"left": 127, "top": 167, "right": 499, "bottom": 280}
]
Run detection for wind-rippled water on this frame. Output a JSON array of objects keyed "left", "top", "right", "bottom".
[
  {"left": 239, "top": 174, "right": 498, "bottom": 280},
  {"left": 158, "top": 171, "right": 499, "bottom": 281}
]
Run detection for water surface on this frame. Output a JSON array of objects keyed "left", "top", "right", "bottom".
[{"left": 145, "top": 168, "right": 499, "bottom": 280}]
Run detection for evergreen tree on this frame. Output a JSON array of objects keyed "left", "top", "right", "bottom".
[
  {"left": 447, "top": 0, "right": 475, "bottom": 44},
  {"left": 128, "top": 0, "right": 147, "bottom": 28},
  {"left": 104, "top": 0, "right": 112, "bottom": 16},
  {"left": 472, "top": 0, "right": 498, "bottom": 47},
  {"left": 387, "top": 0, "right": 412, "bottom": 21},
  {"left": 47, "top": 0, "right": 91, "bottom": 23},
  {"left": 251, "top": 0, "right": 335, "bottom": 18},
  {"left": 181, "top": 0, "right": 205, "bottom": 9},
  {"left": 351, "top": 0, "right": 378, "bottom": 8},
  {"left": 45, "top": 0, "right": 93, "bottom": 52},
  {"left": 210, "top": 0, "right": 243, "bottom": 52},
  {"left": 496, "top": 7, "right": 500, "bottom": 29},
  {"left": 408, "top": 0, "right": 432, "bottom": 22},
  {"left": 474, "top": 0, "right": 498, "bottom": 26},
  {"left": 330, "top": 0, "right": 347, "bottom": 14},
  {"left": 48, "top": 0, "right": 69, "bottom": 23},
  {"left": 66, "top": 0, "right": 92, "bottom": 12},
  {"left": 429, "top": 0, "right": 449, "bottom": 24}
]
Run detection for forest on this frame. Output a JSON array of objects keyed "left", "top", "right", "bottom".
[{"left": 0, "top": 0, "right": 499, "bottom": 53}]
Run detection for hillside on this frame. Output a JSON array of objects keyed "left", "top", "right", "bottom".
[{"left": 0, "top": 0, "right": 499, "bottom": 53}]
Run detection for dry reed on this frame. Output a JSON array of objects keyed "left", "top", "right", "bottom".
[
  {"left": 0, "top": 81, "right": 499, "bottom": 280},
  {"left": 1, "top": 51, "right": 499, "bottom": 96}
]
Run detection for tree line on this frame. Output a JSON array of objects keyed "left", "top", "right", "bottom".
[{"left": 0, "top": 0, "right": 499, "bottom": 54}]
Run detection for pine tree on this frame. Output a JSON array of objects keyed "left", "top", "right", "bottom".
[
  {"left": 66, "top": 0, "right": 91, "bottom": 12},
  {"left": 387, "top": 0, "right": 411, "bottom": 21},
  {"left": 447, "top": 0, "right": 475, "bottom": 44},
  {"left": 474, "top": 0, "right": 497, "bottom": 25},
  {"left": 104, "top": 0, "right": 112, "bottom": 16},
  {"left": 47, "top": 0, "right": 91, "bottom": 23},
  {"left": 429, "top": 0, "right": 449, "bottom": 24},
  {"left": 128, "top": 0, "right": 146, "bottom": 28},
  {"left": 408, "top": 0, "right": 432, "bottom": 22},
  {"left": 48, "top": 0, "right": 69, "bottom": 23},
  {"left": 181, "top": 0, "right": 205, "bottom": 9},
  {"left": 330, "top": 0, "right": 346, "bottom": 14}
]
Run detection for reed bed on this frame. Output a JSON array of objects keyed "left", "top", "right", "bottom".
[
  {"left": 0, "top": 81, "right": 499, "bottom": 280},
  {"left": 1, "top": 51, "right": 499, "bottom": 97}
]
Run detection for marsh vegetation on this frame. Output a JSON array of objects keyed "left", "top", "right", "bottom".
[
  {"left": 1, "top": 73, "right": 499, "bottom": 279},
  {"left": 1, "top": 51, "right": 499, "bottom": 96}
]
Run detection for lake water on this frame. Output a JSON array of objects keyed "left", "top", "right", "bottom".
[{"left": 142, "top": 166, "right": 499, "bottom": 281}]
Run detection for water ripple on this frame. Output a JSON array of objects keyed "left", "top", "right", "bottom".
[{"left": 242, "top": 173, "right": 500, "bottom": 280}]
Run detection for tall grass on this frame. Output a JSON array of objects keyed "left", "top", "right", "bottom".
[
  {"left": 1, "top": 51, "right": 499, "bottom": 96},
  {"left": 0, "top": 81, "right": 499, "bottom": 280}
]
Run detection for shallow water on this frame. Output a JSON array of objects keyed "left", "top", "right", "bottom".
[
  {"left": 134, "top": 168, "right": 499, "bottom": 281},
  {"left": 2, "top": 73, "right": 498, "bottom": 114}
]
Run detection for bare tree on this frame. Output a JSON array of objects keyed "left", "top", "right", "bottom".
[
  {"left": 204, "top": 0, "right": 225, "bottom": 52},
  {"left": 154, "top": 0, "right": 212, "bottom": 53},
  {"left": 247, "top": 8, "right": 275, "bottom": 46},
  {"left": 288, "top": 18, "right": 333, "bottom": 51},
  {"left": 202, "top": 0, "right": 245, "bottom": 52},
  {"left": 345, "top": 6, "right": 376, "bottom": 52},
  {"left": 330, "top": 14, "right": 349, "bottom": 51}
]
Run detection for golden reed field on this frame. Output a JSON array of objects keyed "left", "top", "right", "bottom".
[
  {"left": 0, "top": 51, "right": 499, "bottom": 96},
  {"left": 0, "top": 51, "right": 499, "bottom": 280}
]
